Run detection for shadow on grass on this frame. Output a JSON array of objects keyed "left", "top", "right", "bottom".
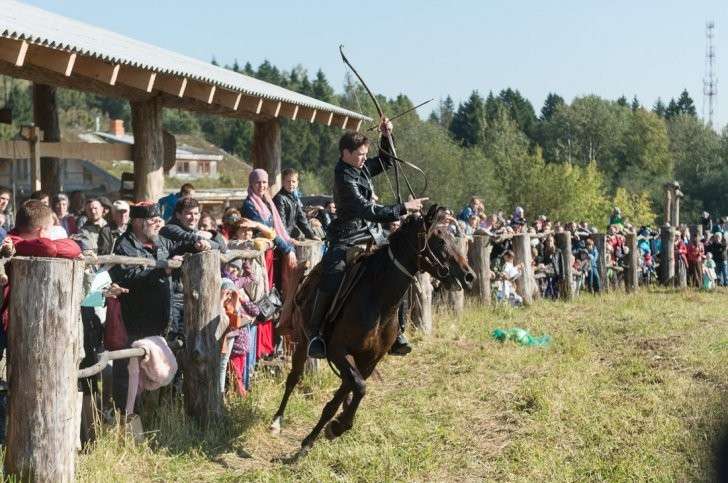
[{"left": 137, "top": 390, "right": 264, "bottom": 460}]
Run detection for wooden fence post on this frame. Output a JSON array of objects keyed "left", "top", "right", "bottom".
[
  {"left": 182, "top": 250, "right": 223, "bottom": 428},
  {"left": 659, "top": 226, "right": 675, "bottom": 286},
  {"left": 411, "top": 272, "right": 433, "bottom": 335},
  {"left": 468, "top": 234, "right": 491, "bottom": 304},
  {"left": 5, "top": 257, "right": 84, "bottom": 482},
  {"left": 555, "top": 232, "right": 575, "bottom": 301},
  {"left": 513, "top": 233, "right": 535, "bottom": 305},
  {"left": 443, "top": 236, "right": 467, "bottom": 316},
  {"left": 593, "top": 233, "right": 608, "bottom": 292},
  {"left": 625, "top": 233, "right": 639, "bottom": 292}
]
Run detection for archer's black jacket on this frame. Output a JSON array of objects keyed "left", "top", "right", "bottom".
[
  {"left": 273, "top": 189, "right": 316, "bottom": 240},
  {"left": 326, "top": 137, "right": 405, "bottom": 245}
]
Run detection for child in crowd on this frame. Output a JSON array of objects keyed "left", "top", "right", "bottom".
[
  {"left": 496, "top": 250, "right": 523, "bottom": 306},
  {"left": 703, "top": 252, "right": 717, "bottom": 290}
]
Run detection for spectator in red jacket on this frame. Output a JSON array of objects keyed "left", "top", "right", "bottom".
[
  {"left": 686, "top": 236, "right": 705, "bottom": 287},
  {"left": 9, "top": 200, "right": 81, "bottom": 259},
  {"left": 1, "top": 200, "right": 82, "bottom": 365}
]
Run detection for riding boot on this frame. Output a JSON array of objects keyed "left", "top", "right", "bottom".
[
  {"left": 389, "top": 300, "right": 412, "bottom": 356},
  {"left": 307, "top": 289, "right": 335, "bottom": 359}
]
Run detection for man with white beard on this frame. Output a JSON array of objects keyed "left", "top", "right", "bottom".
[{"left": 109, "top": 201, "right": 205, "bottom": 409}]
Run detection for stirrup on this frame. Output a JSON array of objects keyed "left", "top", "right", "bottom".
[{"left": 307, "top": 336, "right": 327, "bottom": 359}]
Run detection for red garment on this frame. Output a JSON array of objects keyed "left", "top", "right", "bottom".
[
  {"left": 2, "top": 233, "right": 81, "bottom": 328},
  {"left": 687, "top": 243, "right": 705, "bottom": 263},
  {"left": 10, "top": 233, "right": 81, "bottom": 258},
  {"left": 229, "top": 354, "right": 246, "bottom": 396},
  {"left": 256, "top": 249, "right": 276, "bottom": 358}
]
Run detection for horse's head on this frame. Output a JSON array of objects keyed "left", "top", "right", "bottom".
[{"left": 395, "top": 204, "right": 476, "bottom": 291}]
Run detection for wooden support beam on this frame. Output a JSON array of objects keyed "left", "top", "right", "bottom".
[
  {"left": 278, "top": 102, "right": 298, "bottom": 120},
  {"left": 251, "top": 119, "right": 281, "bottom": 194},
  {"left": 131, "top": 97, "right": 164, "bottom": 201},
  {"left": 625, "top": 233, "right": 639, "bottom": 293},
  {"left": 326, "top": 112, "right": 334, "bottom": 126},
  {"left": 0, "top": 38, "right": 28, "bottom": 66},
  {"left": 155, "top": 75, "right": 187, "bottom": 97},
  {"left": 26, "top": 44, "right": 75, "bottom": 76},
  {"left": 72, "top": 56, "right": 119, "bottom": 85},
  {"left": 116, "top": 66, "right": 156, "bottom": 93},
  {"left": 185, "top": 80, "right": 216, "bottom": 104},
  {"left": 309, "top": 109, "right": 318, "bottom": 123},
  {"left": 341, "top": 115, "right": 349, "bottom": 130},
  {"left": 5, "top": 257, "right": 84, "bottom": 482},
  {"left": 28, "top": 126, "right": 42, "bottom": 192},
  {"left": 33, "top": 84, "right": 62, "bottom": 193},
  {"left": 214, "top": 88, "right": 241, "bottom": 110},
  {"left": 355, "top": 119, "right": 363, "bottom": 131},
  {"left": 259, "top": 100, "right": 282, "bottom": 118}
]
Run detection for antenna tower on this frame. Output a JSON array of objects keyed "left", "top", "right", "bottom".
[{"left": 703, "top": 21, "right": 718, "bottom": 128}]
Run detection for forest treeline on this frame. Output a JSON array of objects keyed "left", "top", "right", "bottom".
[{"left": 1, "top": 58, "right": 726, "bottom": 227}]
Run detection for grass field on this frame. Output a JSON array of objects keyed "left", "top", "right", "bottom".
[{"left": 78, "top": 289, "right": 728, "bottom": 482}]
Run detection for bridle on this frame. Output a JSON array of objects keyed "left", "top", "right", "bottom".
[{"left": 388, "top": 215, "right": 454, "bottom": 281}]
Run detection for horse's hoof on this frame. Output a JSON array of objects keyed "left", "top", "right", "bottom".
[
  {"left": 325, "top": 419, "right": 339, "bottom": 440},
  {"left": 269, "top": 416, "right": 282, "bottom": 435}
]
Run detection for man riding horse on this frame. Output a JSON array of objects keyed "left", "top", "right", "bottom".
[{"left": 306, "top": 118, "right": 428, "bottom": 359}]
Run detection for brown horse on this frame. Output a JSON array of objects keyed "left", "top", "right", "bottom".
[{"left": 270, "top": 205, "right": 476, "bottom": 456}]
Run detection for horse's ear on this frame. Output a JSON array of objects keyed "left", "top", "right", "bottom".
[{"left": 425, "top": 204, "right": 439, "bottom": 225}]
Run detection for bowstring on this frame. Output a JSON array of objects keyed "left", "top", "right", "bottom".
[{"left": 345, "top": 69, "right": 398, "bottom": 203}]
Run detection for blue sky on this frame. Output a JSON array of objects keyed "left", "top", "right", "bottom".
[{"left": 21, "top": 0, "right": 728, "bottom": 127}]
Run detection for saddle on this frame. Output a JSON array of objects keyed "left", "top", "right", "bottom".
[{"left": 277, "top": 246, "right": 372, "bottom": 340}]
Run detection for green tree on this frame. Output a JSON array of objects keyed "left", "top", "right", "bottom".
[
  {"left": 450, "top": 91, "right": 486, "bottom": 147},
  {"left": 540, "top": 93, "right": 564, "bottom": 121}
]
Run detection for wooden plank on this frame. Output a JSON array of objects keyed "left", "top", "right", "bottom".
[
  {"left": 0, "top": 38, "right": 28, "bottom": 66},
  {"left": 341, "top": 115, "right": 349, "bottom": 129},
  {"left": 72, "top": 56, "right": 120, "bottom": 85},
  {"left": 0, "top": 140, "right": 31, "bottom": 158},
  {"left": 278, "top": 102, "right": 298, "bottom": 120},
  {"left": 309, "top": 109, "right": 318, "bottom": 123},
  {"left": 326, "top": 112, "right": 334, "bottom": 126},
  {"left": 0, "top": 141, "right": 132, "bottom": 160},
  {"left": 185, "top": 80, "right": 215, "bottom": 104},
  {"left": 155, "top": 74, "right": 187, "bottom": 97},
  {"left": 41, "top": 142, "right": 133, "bottom": 160},
  {"left": 26, "top": 44, "right": 76, "bottom": 76},
  {"left": 355, "top": 119, "right": 363, "bottom": 132},
  {"left": 214, "top": 88, "right": 241, "bottom": 110},
  {"left": 116, "top": 65, "right": 156, "bottom": 92}
]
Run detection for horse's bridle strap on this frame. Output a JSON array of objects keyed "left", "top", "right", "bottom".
[{"left": 388, "top": 246, "right": 416, "bottom": 280}]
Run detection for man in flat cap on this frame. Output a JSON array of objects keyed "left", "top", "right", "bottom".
[{"left": 109, "top": 201, "right": 208, "bottom": 410}]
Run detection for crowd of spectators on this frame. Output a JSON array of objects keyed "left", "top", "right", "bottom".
[
  {"left": 0, "top": 166, "right": 340, "bottom": 438},
  {"left": 454, "top": 196, "right": 727, "bottom": 307}
]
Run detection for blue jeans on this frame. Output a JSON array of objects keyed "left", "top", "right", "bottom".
[{"left": 718, "top": 260, "right": 728, "bottom": 286}]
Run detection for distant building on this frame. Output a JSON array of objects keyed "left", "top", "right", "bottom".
[
  {"left": 0, "top": 152, "right": 119, "bottom": 196},
  {"left": 81, "top": 120, "right": 222, "bottom": 180}
]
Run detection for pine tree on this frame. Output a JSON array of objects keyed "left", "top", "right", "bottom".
[
  {"left": 449, "top": 91, "right": 486, "bottom": 147},
  {"left": 676, "top": 89, "right": 697, "bottom": 117},
  {"left": 631, "top": 96, "right": 640, "bottom": 111},
  {"left": 439, "top": 96, "right": 455, "bottom": 130},
  {"left": 617, "top": 95, "right": 628, "bottom": 107},
  {"left": 665, "top": 98, "right": 679, "bottom": 119},
  {"left": 652, "top": 98, "right": 667, "bottom": 117},
  {"left": 540, "top": 93, "right": 565, "bottom": 121}
]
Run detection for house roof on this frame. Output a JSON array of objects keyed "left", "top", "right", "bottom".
[
  {"left": 88, "top": 131, "right": 222, "bottom": 161},
  {"left": 0, "top": 0, "right": 371, "bottom": 128}
]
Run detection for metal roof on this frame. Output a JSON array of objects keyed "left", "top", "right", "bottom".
[{"left": 0, "top": 0, "right": 371, "bottom": 122}]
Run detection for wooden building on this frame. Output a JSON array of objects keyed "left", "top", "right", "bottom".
[{"left": 0, "top": 0, "right": 370, "bottom": 200}]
